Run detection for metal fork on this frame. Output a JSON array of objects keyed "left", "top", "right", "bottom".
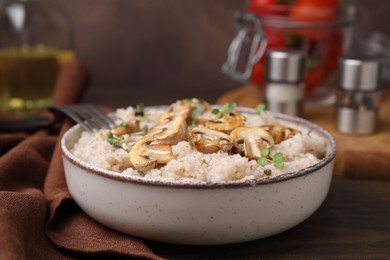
[{"left": 50, "top": 104, "right": 116, "bottom": 133}]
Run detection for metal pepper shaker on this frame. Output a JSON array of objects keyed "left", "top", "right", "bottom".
[
  {"left": 264, "top": 50, "right": 305, "bottom": 117},
  {"left": 336, "top": 56, "right": 382, "bottom": 134}
]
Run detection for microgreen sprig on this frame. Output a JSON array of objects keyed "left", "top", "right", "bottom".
[
  {"left": 212, "top": 102, "right": 237, "bottom": 119},
  {"left": 222, "top": 102, "right": 236, "bottom": 114},
  {"left": 211, "top": 108, "right": 222, "bottom": 118},
  {"left": 273, "top": 152, "right": 284, "bottom": 169},
  {"left": 119, "top": 121, "right": 128, "bottom": 127},
  {"left": 135, "top": 103, "right": 145, "bottom": 117},
  {"left": 107, "top": 132, "right": 132, "bottom": 153},
  {"left": 256, "top": 148, "right": 284, "bottom": 169},
  {"left": 255, "top": 103, "right": 266, "bottom": 115},
  {"left": 256, "top": 148, "right": 269, "bottom": 166}
]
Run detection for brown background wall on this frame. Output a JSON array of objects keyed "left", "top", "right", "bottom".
[{"left": 53, "top": 0, "right": 390, "bottom": 107}]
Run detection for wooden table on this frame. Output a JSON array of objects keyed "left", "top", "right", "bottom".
[
  {"left": 148, "top": 177, "right": 390, "bottom": 259},
  {"left": 216, "top": 84, "right": 390, "bottom": 181}
]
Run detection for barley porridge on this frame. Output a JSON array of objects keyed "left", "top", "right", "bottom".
[{"left": 71, "top": 99, "right": 326, "bottom": 183}]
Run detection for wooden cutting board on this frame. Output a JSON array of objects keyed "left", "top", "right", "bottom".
[{"left": 217, "top": 84, "right": 390, "bottom": 181}]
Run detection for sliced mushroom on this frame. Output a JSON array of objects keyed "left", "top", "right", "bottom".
[
  {"left": 230, "top": 126, "right": 274, "bottom": 160},
  {"left": 183, "top": 98, "right": 212, "bottom": 126},
  {"left": 185, "top": 98, "right": 211, "bottom": 114},
  {"left": 189, "top": 127, "right": 233, "bottom": 154},
  {"left": 183, "top": 98, "right": 211, "bottom": 108},
  {"left": 260, "top": 125, "right": 301, "bottom": 144},
  {"left": 206, "top": 112, "right": 246, "bottom": 133},
  {"left": 146, "top": 116, "right": 188, "bottom": 145},
  {"left": 193, "top": 115, "right": 210, "bottom": 125},
  {"left": 159, "top": 103, "right": 192, "bottom": 123},
  {"left": 129, "top": 137, "right": 175, "bottom": 173},
  {"left": 111, "top": 119, "right": 140, "bottom": 136}
]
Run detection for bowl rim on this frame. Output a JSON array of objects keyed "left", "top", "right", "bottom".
[{"left": 61, "top": 106, "right": 336, "bottom": 189}]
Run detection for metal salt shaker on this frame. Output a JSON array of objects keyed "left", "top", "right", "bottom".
[
  {"left": 336, "top": 56, "right": 382, "bottom": 135},
  {"left": 265, "top": 50, "right": 305, "bottom": 117}
]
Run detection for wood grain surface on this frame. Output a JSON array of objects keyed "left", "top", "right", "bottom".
[
  {"left": 148, "top": 178, "right": 390, "bottom": 259},
  {"left": 217, "top": 84, "right": 390, "bottom": 180}
]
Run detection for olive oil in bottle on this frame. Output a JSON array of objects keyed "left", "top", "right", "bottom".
[
  {"left": 0, "top": 45, "right": 75, "bottom": 118},
  {"left": 0, "top": 0, "right": 75, "bottom": 118}
]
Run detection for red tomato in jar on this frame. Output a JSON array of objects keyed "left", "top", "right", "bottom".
[
  {"left": 305, "top": 64, "right": 324, "bottom": 93},
  {"left": 263, "top": 28, "right": 287, "bottom": 49},
  {"left": 289, "top": 0, "right": 338, "bottom": 40},
  {"left": 248, "top": 0, "right": 292, "bottom": 16},
  {"left": 324, "top": 31, "right": 343, "bottom": 74},
  {"left": 251, "top": 58, "right": 266, "bottom": 86},
  {"left": 305, "top": 0, "right": 337, "bottom": 5}
]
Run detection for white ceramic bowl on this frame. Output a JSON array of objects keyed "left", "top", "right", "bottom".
[{"left": 61, "top": 108, "right": 336, "bottom": 245}]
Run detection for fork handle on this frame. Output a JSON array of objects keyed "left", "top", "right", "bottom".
[{"left": 0, "top": 118, "right": 53, "bottom": 133}]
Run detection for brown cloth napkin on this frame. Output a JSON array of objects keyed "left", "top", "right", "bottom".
[{"left": 0, "top": 61, "right": 164, "bottom": 259}]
